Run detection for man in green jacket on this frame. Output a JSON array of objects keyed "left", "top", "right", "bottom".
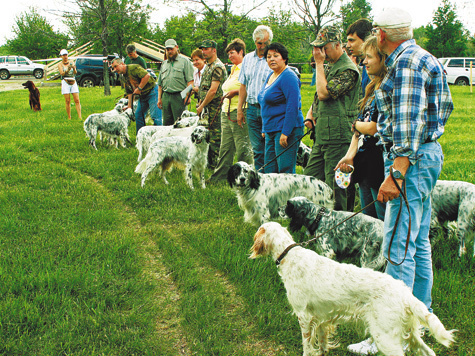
[{"left": 303, "top": 26, "right": 361, "bottom": 211}]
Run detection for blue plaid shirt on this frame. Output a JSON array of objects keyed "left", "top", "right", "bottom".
[
  {"left": 239, "top": 51, "right": 272, "bottom": 105},
  {"left": 375, "top": 40, "right": 453, "bottom": 164}
]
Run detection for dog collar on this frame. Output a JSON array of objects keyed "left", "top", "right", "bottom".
[
  {"left": 308, "top": 207, "right": 327, "bottom": 235},
  {"left": 276, "top": 243, "right": 300, "bottom": 266}
]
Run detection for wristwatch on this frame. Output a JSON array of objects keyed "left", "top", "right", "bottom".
[
  {"left": 390, "top": 167, "right": 405, "bottom": 180},
  {"left": 137, "top": 87, "right": 143, "bottom": 91}
]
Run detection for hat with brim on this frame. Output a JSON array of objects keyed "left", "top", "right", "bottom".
[
  {"left": 199, "top": 40, "right": 217, "bottom": 49},
  {"left": 310, "top": 26, "right": 342, "bottom": 47},
  {"left": 165, "top": 39, "right": 177, "bottom": 48},
  {"left": 373, "top": 8, "right": 412, "bottom": 29},
  {"left": 60, "top": 49, "right": 68, "bottom": 56}
]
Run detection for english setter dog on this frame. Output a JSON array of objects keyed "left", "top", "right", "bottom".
[
  {"left": 297, "top": 142, "right": 311, "bottom": 168},
  {"left": 135, "top": 114, "right": 199, "bottom": 162},
  {"left": 84, "top": 108, "right": 134, "bottom": 149},
  {"left": 280, "top": 197, "right": 385, "bottom": 270},
  {"left": 250, "top": 222, "right": 455, "bottom": 356},
  {"left": 135, "top": 126, "right": 210, "bottom": 189},
  {"left": 227, "top": 162, "right": 333, "bottom": 226},
  {"left": 431, "top": 179, "right": 475, "bottom": 257}
]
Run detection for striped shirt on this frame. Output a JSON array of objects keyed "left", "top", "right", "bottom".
[
  {"left": 375, "top": 39, "right": 453, "bottom": 164},
  {"left": 238, "top": 51, "right": 272, "bottom": 105}
]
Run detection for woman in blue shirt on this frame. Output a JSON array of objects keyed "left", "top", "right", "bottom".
[{"left": 258, "top": 43, "right": 304, "bottom": 173}]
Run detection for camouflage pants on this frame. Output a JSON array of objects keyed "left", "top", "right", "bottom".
[{"left": 203, "top": 103, "right": 222, "bottom": 170}]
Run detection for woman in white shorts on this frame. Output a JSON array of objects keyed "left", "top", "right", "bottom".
[{"left": 58, "top": 49, "right": 82, "bottom": 120}]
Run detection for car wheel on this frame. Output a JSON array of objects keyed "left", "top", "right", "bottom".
[
  {"left": 33, "top": 69, "right": 44, "bottom": 79},
  {"left": 0, "top": 69, "right": 11, "bottom": 80},
  {"left": 80, "top": 77, "right": 96, "bottom": 87},
  {"left": 455, "top": 77, "right": 469, "bottom": 86}
]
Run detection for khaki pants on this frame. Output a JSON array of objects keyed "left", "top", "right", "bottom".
[
  {"left": 162, "top": 91, "right": 185, "bottom": 126},
  {"left": 210, "top": 109, "right": 254, "bottom": 182}
]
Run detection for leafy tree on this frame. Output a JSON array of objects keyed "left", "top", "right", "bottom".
[
  {"left": 6, "top": 8, "right": 69, "bottom": 60},
  {"left": 426, "top": 0, "right": 468, "bottom": 57},
  {"left": 340, "top": 0, "right": 372, "bottom": 32},
  {"left": 64, "top": 0, "right": 151, "bottom": 95},
  {"left": 413, "top": 26, "right": 429, "bottom": 50}
]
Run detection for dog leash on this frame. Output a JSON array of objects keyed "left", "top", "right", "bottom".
[
  {"left": 276, "top": 199, "right": 377, "bottom": 266},
  {"left": 386, "top": 167, "right": 411, "bottom": 266},
  {"left": 258, "top": 119, "right": 315, "bottom": 173}
]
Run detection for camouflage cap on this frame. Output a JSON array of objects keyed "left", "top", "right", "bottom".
[
  {"left": 310, "top": 26, "right": 342, "bottom": 47},
  {"left": 199, "top": 39, "right": 217, "bottom": 49}
]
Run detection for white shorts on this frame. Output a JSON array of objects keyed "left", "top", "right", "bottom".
[{"left": 61, "top": 79, "right": 80, "bottom": 95}]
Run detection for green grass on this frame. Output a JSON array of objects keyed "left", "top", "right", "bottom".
[{"left": 0, "top": 84, "right": 474, "bottom": 355}]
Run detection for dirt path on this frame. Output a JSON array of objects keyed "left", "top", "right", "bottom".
[{"left": 0, "top": 76, "right": 56, "bottom": 92}]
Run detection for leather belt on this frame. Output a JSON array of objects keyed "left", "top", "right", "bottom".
[{"left": 380, "top": 137, "right": 435, "bottom": 153}]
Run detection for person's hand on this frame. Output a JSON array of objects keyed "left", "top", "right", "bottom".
[
  {"left": 334, "top": 156, "right": 354, "bottom": 173},
  {"left": 261, "top": 133, "right": 265, "bottom": 139},
  {"left": 196, "top": 105, "right": 203, "bottom": 116},
  {"left": 157, "top": 98, "right": 162, "bottom": 109},
  {"left": 184, "top": 96, "right": 191, "bottom": 106},
  {"left": 237, "top": 109, "right": 245, "bottom": 128},
  {"left": 279, "top": 134, "right": 288, "bottom": 148},
  {"left": 377, "top": 175, "right": 403, "bottom": 203},
  {"left": 133, "top": 88, "right": 141, "bottom": 95},
  {"left": 305, "top": 118, "right": 315, "bottom": 129},
  {"left": 314, "top": 47, "right": 326, "bottom": 65}
]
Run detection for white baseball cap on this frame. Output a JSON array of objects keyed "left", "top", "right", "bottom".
[
  {"left": 60, "top": 49, "right": 68, "bottom": 56},
  {"left": 373, "top": 8, "right": 412, "bottom": 29}
]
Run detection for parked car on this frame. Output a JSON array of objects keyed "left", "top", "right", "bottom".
[
  {"left": 0, "top": 55, "right": 45, "bottom": 80},
  {"left": 75, "top": 55, "right": 118, "bottom": 87},
  {"left": 438, "top": 57, "right": 475, "bottom": 86}
]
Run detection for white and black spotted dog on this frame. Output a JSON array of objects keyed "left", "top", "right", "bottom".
[
  {"left": 174, "top": 111, "right": 199, "bottom": 128},
  {"left": 297, "top": 142, "right": 311, "bottom": 168},
  {"left": 135, "top": 114, "right": 200, "bottom": 162},
  {"left": 135, "top": 126, "right": 210, "bottom": 189},
  {"left": 431, "top": 180, "right": 475, "bottom": 257},
  {"left": 280, "top": 197, "right": 385, "bottom": 270},
  {"left": 84, "top": 108, "right": 135, "bottom": 150},
  {"left": 250, "top": 222, "right": 455, "bottom": 356},
  {"left": 227, "top": 162, "right": 334, "bottom": 226}
]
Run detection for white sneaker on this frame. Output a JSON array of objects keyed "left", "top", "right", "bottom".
[{"left": 347, "top": 338, "right": 378, "bottom": 355}]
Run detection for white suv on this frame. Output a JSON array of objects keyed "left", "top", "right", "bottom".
[
  {"left": 0, "top": 55, "right": 45, "bottom": 80},
  {"left": 438, "top": 57, "right": 475, "bottom": 86}
]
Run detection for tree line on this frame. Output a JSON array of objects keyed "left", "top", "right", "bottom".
[{"left": 1, "top": 0, "right": 474, "bottom": 71}]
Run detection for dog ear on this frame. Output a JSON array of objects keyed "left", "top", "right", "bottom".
[
  {"left": 227, "top": 164, "right": 238, "bottom": 187},
  {"left": 191, "top": 132, "right": 196, "bottom": 143},
  {"left": 249, "top": 227, "right": 266, "bottom": 259},
  {"left": 249, "top": 170, "right": 260, "bottom": 190}
]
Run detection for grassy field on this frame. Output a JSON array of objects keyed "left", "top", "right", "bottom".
[{"left": 0, "top": 82, "right": 474, "bottom": 356}]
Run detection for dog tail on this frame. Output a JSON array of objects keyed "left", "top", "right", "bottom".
[
  {"left": 412, "top": 302, "right": 455, "bottom": 348},
  {"left": 135, "top": 157, "right": 148, "bottom": 174},
  {"left": 424, "top": 313, "right": 456, "bottom": 347}
]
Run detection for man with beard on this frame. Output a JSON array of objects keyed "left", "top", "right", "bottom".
[{"left": 157, "top": 39, "right": 194, "bottom": 126}]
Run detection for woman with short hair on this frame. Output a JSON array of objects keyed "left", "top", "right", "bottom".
[{"left": 258, "top": 42, "right": 304, "bottom": 173}]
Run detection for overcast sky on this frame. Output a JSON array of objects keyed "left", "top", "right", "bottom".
[{"left": 2, "top": 0, "right": 474, "bottom": 48}]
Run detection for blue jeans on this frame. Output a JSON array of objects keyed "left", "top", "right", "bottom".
[
  {"left": 359, "top": 182, "right": 386, "bottom": 221},
  {"left": 264, "top": 126, "right": 304, "bottom": 174},
  {"left": 135, "top": 85, "right": 162, "bottom": 133},
  {"left": 246, "top": 104, "right": 265, "bottom": 170},
  {"left": 383, "top": 141, "right": 443, "bottom": 312}
]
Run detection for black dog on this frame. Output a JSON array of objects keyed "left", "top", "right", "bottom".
[
  {"left": 280, "top": 196, "right": 386, "bottom": 270},
  {"left": 22, "top": 80, "right": 41, "bottom": 111}
]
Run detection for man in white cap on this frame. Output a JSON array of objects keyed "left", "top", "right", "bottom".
[
  {"left": 157, "top": 39, "right": 194, "bottom": 125},
  {"left": 347, "top": 8, "right": 453, "bottom": 355}
]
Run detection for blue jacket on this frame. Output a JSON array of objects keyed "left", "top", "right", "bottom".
[{"left": 257, "top": 68, "right": 304, "bottom": 136}]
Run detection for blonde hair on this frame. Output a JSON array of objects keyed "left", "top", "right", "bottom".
[{"left": 359, "top": 36, "right": 387, "bottom": 110}]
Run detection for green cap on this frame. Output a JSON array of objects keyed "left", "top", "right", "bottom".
[
  {"left": 199, "top": 39, "right": 217, "bottom": 49},
  {"left": 310, "top": 26, "right": 342, "bottom": 47}
]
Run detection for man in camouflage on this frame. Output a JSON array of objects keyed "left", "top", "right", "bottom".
[
  {"left": 303, "top": 26, "right": 361, "bottom": 211},
  {"left": 197, "top": 39, "right": 228, "bottom": 169}
]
